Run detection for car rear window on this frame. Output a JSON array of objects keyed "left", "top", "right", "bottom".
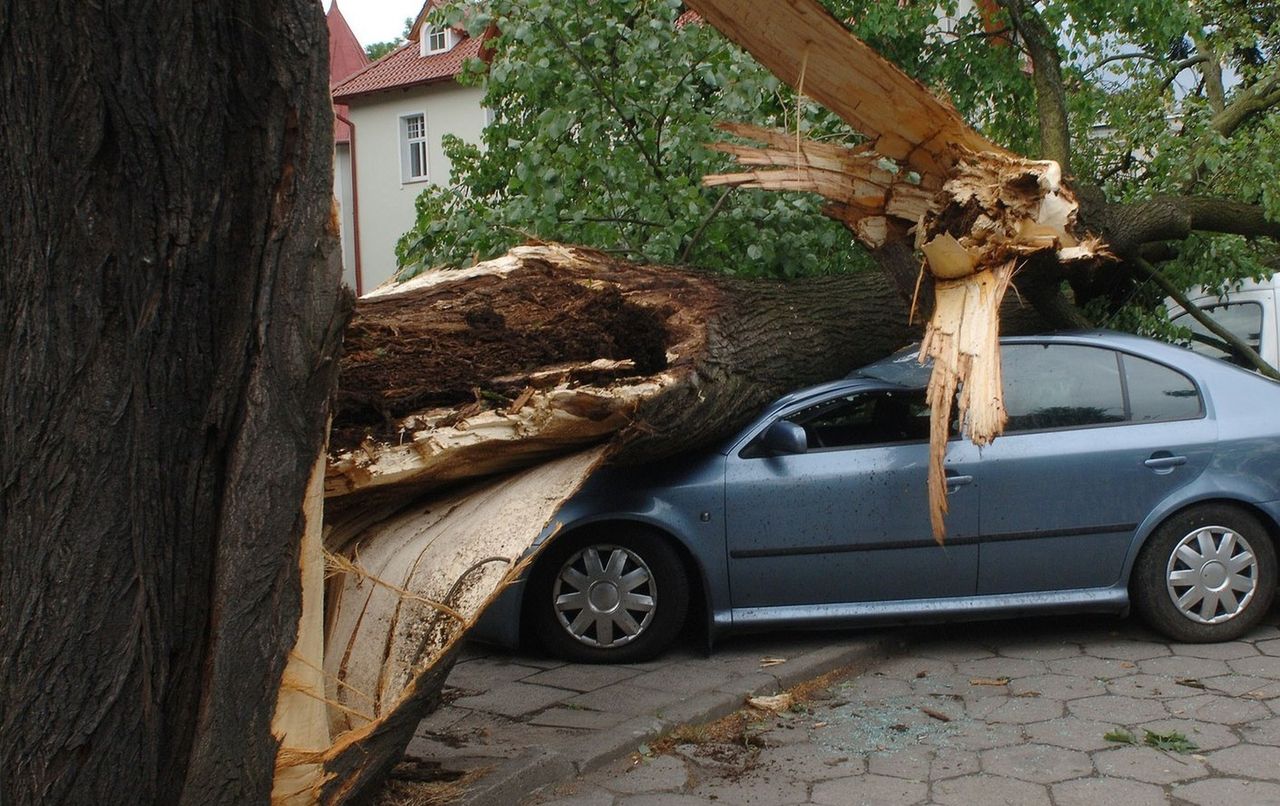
[{"left": 1121, "top": 354, "right": 1202, "bottom": 422}]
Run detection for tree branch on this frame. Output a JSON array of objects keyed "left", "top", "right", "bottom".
[
  {"left": 1083, "top": 50, "right": 1161, "bottom": 76},
  {"left": 1157, "top": 55, "right": 1210, "bottom": 94},
  {"left": 558, "top": 215, "right": 664, "bottom": 228},
  {"left": 654, "top": 52, "right": 716, "bottom": 156},
  {"left": 679, "top": 187, "right": 734, "bottom": 264},
  {"left": 1015, "top": 254, "right": 1096, "bottom": 329},
  {"left": 1136, "top": 257, "right": 1280, "bottom": 380},
  {"left": 1189, "top": 33, "right": 1225, "bottom": 115},
  {"left": 996, "top": 0, "right": 1070, "bottom": 167},
  {"left": 1105, "top": 196, "right": 1280, "bottom": 256},
  {"left": 1212, "top": 63, "right": 1280, "bottom": 137}
]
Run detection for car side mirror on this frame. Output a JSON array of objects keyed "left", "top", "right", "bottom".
[{"left": 762, "top": 420, "right": 808, "bottom": 454}]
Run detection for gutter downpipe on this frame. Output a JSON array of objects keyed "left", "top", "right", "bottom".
[{"left": 335, "top": 110, "right": 363, "bottom": 297}]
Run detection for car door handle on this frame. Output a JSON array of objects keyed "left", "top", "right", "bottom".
[
  {"left": 945, "top": 474, "right": 974, "bottom": 493},
  {"left": 1144, "top": 454, "right": 1187, "bottom": 470}
]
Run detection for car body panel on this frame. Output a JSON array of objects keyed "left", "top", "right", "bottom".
[
  {"left": 471, "top": 331, "right": 1280, "bottom": 652},
  {"left": 975, "top": 419, "right": 1215, "bottom": 594},
  {"left": 725, "top": 438, "right": 980, "bottom": 607}
]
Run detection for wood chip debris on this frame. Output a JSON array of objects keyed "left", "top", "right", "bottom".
[
  {"left": 969, "top": 677, "right": 1010, "bottom": 687},
  {"left": 920, "top": 706, "right": 953, "bottom": 723},
  {"left": 759, "top": 656, "right": 788, "bottom": 668},
  {"left": 747, "top": 693, "right": 794, "bottom": 712}
]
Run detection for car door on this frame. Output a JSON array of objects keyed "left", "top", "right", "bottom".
[
  {"left": 976, "top": 342, "right": 1215, "bottom": 594},
  {"left": 724, "top": 385, "right": 980, "bottom": 610}
]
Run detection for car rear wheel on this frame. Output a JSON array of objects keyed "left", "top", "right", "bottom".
[
  {"left": 530, "top": 526, "right": 689, "bottom": 664},
  {"left": 1133, "top": 505, "right": 1277, "bottom": 643}
]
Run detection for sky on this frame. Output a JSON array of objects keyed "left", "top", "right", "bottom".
[{"left": 325, "top": 0, "right": 424, "bottom": 47}]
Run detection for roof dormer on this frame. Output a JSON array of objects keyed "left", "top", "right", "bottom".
[{"left": 420, "top": 24, "right": 461, "bottom": 56}]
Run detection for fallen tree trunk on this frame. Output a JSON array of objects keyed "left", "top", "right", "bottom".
[
  {"left": 325, "top": 243, "right": 918, "bottom": 506},
  {"left": 306, "top": 244, "right": 922, "bottom": 802}
]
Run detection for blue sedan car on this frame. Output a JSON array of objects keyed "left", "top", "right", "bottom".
[{"left": 474, "top": 331, "right": 1280, "bottom": 663}]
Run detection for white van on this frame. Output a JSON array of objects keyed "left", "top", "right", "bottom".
[{"left": 1170, "top": 275, "right": 1279, "bottom": 369}]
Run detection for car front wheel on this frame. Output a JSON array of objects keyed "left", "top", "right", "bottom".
[
  {"left": 530, "top": 526, "right": 689, "bottom": 664},
  {"left": 1133, "top": 505, "right": 1277, "bottom": 643}
]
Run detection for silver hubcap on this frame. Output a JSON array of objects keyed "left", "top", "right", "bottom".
[
  {"left": 553, "top": 545, "right": 656, "bottom": 648},
  {"left": 1166, "top": 525, "right": 1258, "bottom": 624}
]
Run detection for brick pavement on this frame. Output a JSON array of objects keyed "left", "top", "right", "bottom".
[
  {"left": 523, "top": 610, "right": 1280, "bottom": 805},
  {"left": 404, "top": 630, "right": 894, "bottom": 804}
]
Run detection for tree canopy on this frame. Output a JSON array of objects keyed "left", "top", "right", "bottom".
[
  {"left": 364, "top": 16, "right": 414, "bottom": 61},
  {"left": 397, "top": 0, "right": 1279, "bottom": 333}
]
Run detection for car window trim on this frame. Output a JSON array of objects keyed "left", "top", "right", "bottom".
[
  {"left": 997, "top": 344, "right": 1207, "bottom": 437},
  {"left": 1116, "top": 351, "right": 1206, "bottom": 424}
]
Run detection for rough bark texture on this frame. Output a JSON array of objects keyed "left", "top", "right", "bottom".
[
  {"left": 326, "top": 245, "right": 919, "bottom": 503},
  {"left": 0, "top": 3, "right": 348, "bottom": 804},
  {"left": 997, "top": 0, "right": 1071, "bottom": 167}
]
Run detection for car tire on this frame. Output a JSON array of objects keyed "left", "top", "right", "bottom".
[
  {"left": 1132, "top": 504, "right": 1277, "bottom": 643},
  {"left": 529, "top": 525, "right": 689, "bottom": 664}
]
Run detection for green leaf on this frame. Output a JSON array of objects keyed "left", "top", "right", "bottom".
[{"left": 1143, "top": 729, "right": 1198, "bottom": 753}]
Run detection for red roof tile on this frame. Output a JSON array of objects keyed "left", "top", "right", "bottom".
[
  {"left": 328, "top": 1, "right": 370, "bottom": 86},
  {"left": 675, "top": 10, "right": 702, "bottom": 27},
  {"left": 333, "top": 36, "right": 483, "bottom": 101},
  {"left": 327, "top": 1, "right": 369, "bottom": 143}
]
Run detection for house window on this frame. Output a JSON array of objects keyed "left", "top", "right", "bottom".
[
  {"left": 427, "top": 26, "right": 448, "bottom": 53},
  {"left": 402, "top": 113, "right": 428, "bottom": 182},
  {"left": 419, "top": 25, "right": 458, "bottom": 56}
]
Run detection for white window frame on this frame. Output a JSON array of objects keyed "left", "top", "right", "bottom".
[
  {"left": 420, "top": 25, "right": 459, "bottom": 56},
  {"left": 400, "top": 112, "right": 429, "bottom": 183}
]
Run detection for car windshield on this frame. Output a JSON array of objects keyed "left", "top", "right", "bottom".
[{"left": 852, "top": 343, "right": 932, "bottom": 388}]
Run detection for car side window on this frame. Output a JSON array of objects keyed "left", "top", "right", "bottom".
[
  {"left": 785, "top": 389, "right": 931, "bottom": 450},
  {"left": 1122, "top": 354, "right": 1202, "bottom": 422},
  {"left": 1001, "top": 344, "right": 1126, "bottom": 432}
]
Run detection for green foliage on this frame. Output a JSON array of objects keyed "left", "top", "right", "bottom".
[
  {"left": 398, "top": 0, "right": 868, "bottom": 280},
  {"left": 1104, "top": 727, "right": 1198, "bottom": 753},
  {"left": 364, "top": 16, "right": 414, "bottom": 62},
  {"left": 364, "top": 39, "right": 401, "bottom": 61},
  {"left": 1143, "top": 728, "right": 1198, "bottom": 753},
  {"left": 395, "top": 0, "right": 1280, "bottom": 313}
]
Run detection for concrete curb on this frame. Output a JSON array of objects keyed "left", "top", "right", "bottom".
[{"left": 457, "top": 634, "right": 897, "bottom": 805}]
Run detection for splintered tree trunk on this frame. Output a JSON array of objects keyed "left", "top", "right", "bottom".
[
  {"left": 0, "top": 2, "right": 346, "bottom": 804},
  {"left": 326, "top": 244, "right": 918, "bottom": 505},
  {"left": 309, "top": 245, "right": 922, "bottom": 803},
  {"left": 687, "top": 0, "right": 1111, "bottom": 539}
]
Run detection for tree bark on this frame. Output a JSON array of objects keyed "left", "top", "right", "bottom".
[
  {"left": 0, "top": 2, "right": 347, "bottom": 804},
  {"left": 997, "top": 0, "right": 1072, "bottom": 167},
  {"left": 326, "top": 245, "right": 919, "bottom": 503}
]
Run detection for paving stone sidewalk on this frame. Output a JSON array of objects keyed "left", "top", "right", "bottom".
[
  {"left": 525, "top": 611, "right": 1280, "bottom": 805},
  {"left": 402, "top": 630, "right": 897, "bottom": 805}
]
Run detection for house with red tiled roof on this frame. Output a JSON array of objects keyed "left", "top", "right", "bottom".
[{"left": 330, "top": 0, "right": 493, "bottom": 294}]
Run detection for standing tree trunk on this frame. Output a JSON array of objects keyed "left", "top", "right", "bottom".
[{"left": 0, "top": 2, "right": 347, "bottom": 804}]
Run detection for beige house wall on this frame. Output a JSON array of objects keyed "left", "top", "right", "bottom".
[{"left": 346, "top": 82, "right": 488, "bottom": 292}]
